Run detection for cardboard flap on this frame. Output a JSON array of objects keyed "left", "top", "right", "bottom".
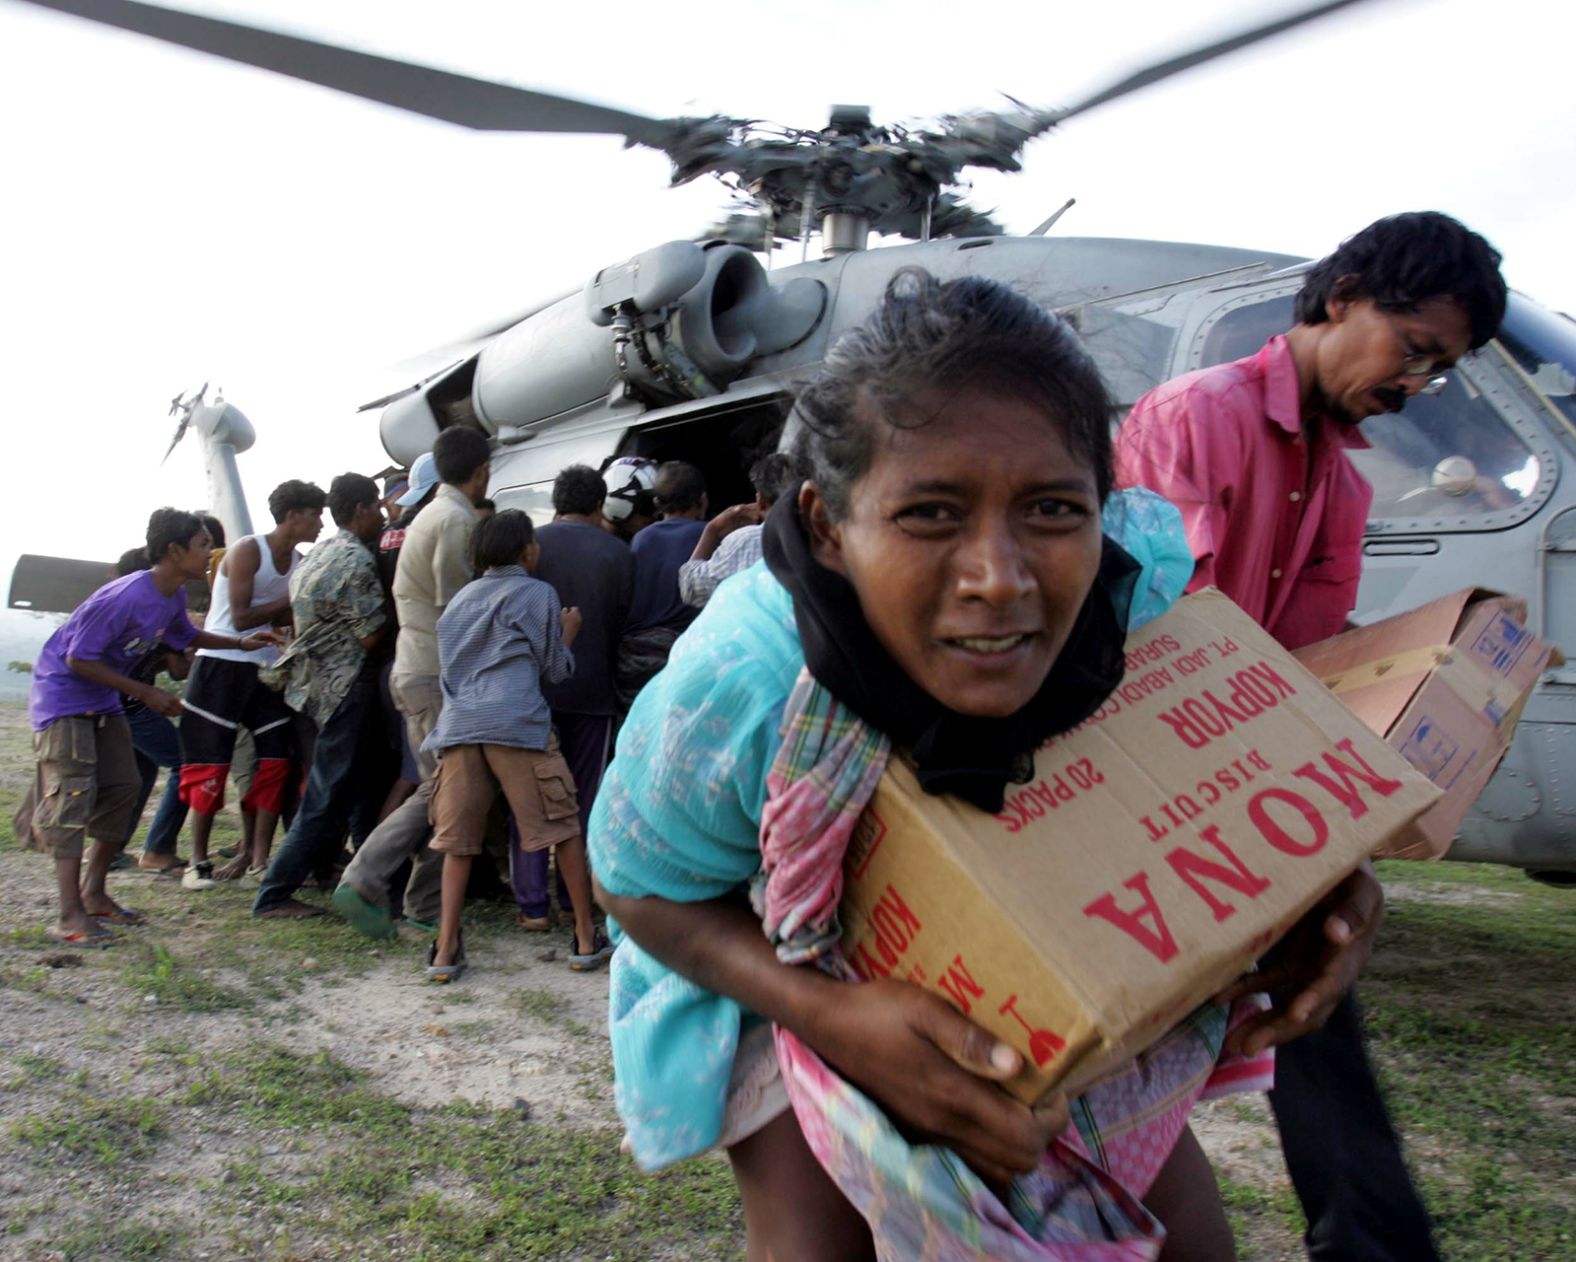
[{"left": 1294, "top": 589, "right": 1519, "bottom": 732}]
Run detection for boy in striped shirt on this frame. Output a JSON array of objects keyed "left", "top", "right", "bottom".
[{"left": 421, "top": 509, "right": 611, "bottom": 980}]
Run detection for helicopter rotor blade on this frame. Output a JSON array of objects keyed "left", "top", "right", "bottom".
[
  {"left": 1051, "top": 0, "right": 1373, "bottom": 126},
  {"left": 160, "top": 415, "right": 190, "bottom": 465},
  {"left": 16, "top": 0, "right": 682, "bottom": 147}
]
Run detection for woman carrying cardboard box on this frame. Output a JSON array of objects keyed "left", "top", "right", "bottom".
[{"left": 588, "top": 271, "right": 1350, "bottom": 1260}]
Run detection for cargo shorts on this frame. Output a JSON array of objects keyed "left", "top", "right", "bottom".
[
  {"left": 429, "top": 735, "right": 581, "bottom": 857},
  {"left": 30, "top": 714, "right": 141, "bottom": 860}
]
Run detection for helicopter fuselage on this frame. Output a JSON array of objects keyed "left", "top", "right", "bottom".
[{"left": 379, "top": 233, "right": 1576, "bottom": 875}]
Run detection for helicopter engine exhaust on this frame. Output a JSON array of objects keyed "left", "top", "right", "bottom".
[{"left": 447, "top": 241, "right": 825, "bottom": 439}]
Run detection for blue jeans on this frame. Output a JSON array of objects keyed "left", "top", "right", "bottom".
[
  {"left": 254, "top": 676, "right": 375, "bottom": 913},
  {"left": 126, "top": 707, "right": 188, "bottom": 856}
]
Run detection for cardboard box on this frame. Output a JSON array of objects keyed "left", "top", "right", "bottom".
[
  {"left": 1292, "top": 589, "right": 1559, "bottom": 860},
  {"left": 838, "top": 590, "right": 1440, "bottom": 1105}
]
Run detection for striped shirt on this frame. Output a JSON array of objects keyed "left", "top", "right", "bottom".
[
  {"left": 422, "top": 565, "right": 573, "bottom": 753},
  {"left": 678, "top": 523, "right": 764, "bottom": 609}
]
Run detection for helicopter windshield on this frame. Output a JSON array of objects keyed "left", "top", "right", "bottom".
[
  {"left": 1495, "top": 293, "right": 1576, "bottom": 429},
  {"left": 1192, "top": 294, "right": 1546, "bottom": 527}
]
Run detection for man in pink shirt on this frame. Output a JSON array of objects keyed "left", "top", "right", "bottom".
[{"left": 1116, "top": 211, "right": 1507, "bottom": 1262}]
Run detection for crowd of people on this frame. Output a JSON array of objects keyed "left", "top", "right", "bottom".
[
  {"left": 18, "top": 209, "right": 1508, "bottom": 1261},
  {"left": 20, "top": 425, "right": 788, "bottom": 979}
]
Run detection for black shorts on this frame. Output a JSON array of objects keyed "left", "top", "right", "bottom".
[{"left": 179, "top": 656, "right": 295, "bottom": 767}]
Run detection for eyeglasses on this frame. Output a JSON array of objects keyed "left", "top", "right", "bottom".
[{"left": 1385, "top": 314, "right": 1453, "bottom": 395}]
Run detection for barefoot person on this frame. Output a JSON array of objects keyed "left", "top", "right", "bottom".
[
  {"left": 177, "top": 480, "right": 325, "bottom": 888},
  {"left": 26, "top": 509, "right": 278, "bottom": 946},
  {"left": 422, "top": 510, "right": 610, "bottom": 981},
  {"left": 589, "top": 272, "right": 1275, "bottom": 1259}
]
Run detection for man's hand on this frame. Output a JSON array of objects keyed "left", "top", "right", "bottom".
[
  {"left": 690, "top": 503, "right": 765, "bottom": 563},
  {"left": 809, "top": 978, "right": 1065, "bottom": 1187},
  {"left": 139, "top": 685, "right": 183, "bottom": 718},
  {"left": 238, "top": 630, "right": 284, "bottom": 653},
  {"left": 709, "top": 503, "right": 763, "bottom": 539},
  {"left": 1217, "top": 864, "right": 1385, "bottom": 1056},
  {"left": 560, "top": 606, "right": 583, "bottom": 647}
]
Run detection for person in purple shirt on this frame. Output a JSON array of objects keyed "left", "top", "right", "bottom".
[{"left": 26, "top": 508, "right": 279, "bottom": 946}]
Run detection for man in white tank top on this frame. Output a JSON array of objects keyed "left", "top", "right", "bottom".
[{"left": 178, "top": 481, "right": 325, "bottom": 889}]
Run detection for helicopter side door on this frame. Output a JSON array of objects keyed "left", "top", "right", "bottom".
[{"left": 1165, "top": 280, "right": 1576, "bottom": 873}]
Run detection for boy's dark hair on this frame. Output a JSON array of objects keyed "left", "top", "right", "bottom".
[
  {"left": 433, "top": 426, "right": 492, "bottom": 486},
  {"left": 268, "top": 479, "right": 327, "bottom": 524},
  {"left": 789, "top": 268, "right": 1115, "bottom": 519},
  {"left": 553, "top": 464, "right": 607, "bottom": 516},
  {"left": 472, "top": 509, "right": 535, "bottom": 570},
  {"left": 653, "top": 461, "right": 706, "bottom": 515},
  {"left": 146, "top": 508, "right": 207, "bottom": 562},
  {"left": 476, "top": 497, "right": 496, "bottom": 513},
  {"left": 1294, "top": 211, "right": 1507, "bottom": 350},
  {"left": 327, "top": 472, "right": 381, "bottom": 527},
  {"left": 116, "top": 546, "right": 150, "bottom": 576},
  {"left": 196, "top": 513, "right": 226, "bottom": 550},
  {"left": 749, "top": 452, "right": 806, "bottom": 509}
]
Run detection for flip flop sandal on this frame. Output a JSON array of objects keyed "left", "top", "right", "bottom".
[
  {"left": 46, "top": 926, "right": 118, "bottom": 949},
  {"left": 568, "top": 929, "right": 615, "bottom": 972},
  {"left": 331, "top": 886, "right": 398, "bottom": 941},
  {"left": 426, "top": 940, "right": 467, "bottom": 984},
  {"left": 92, "top": 906, "right": 148, "bottom": 926}
]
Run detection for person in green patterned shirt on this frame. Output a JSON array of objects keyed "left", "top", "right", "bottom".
[{"left": 253, "top": 474, "right": 388, "bottom": 918}]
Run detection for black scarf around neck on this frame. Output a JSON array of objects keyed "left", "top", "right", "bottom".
[{"left": 763, "top": 490, "right": 1138, "bottom": 814}]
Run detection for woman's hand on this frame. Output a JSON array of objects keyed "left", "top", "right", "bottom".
[
  {"left": 597, "top": 886, "right": 1064, "bottom": 1186},
  {"left": 808, "top": 977, "right": 1067, "bottom": 1187},
  {"left": 1216, "top": 863, "right": 1385, "bottom": 1056}
]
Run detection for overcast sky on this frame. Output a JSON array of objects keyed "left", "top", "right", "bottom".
[{"left": 2, "top": 0, "right": 1572, "bottom": 581}]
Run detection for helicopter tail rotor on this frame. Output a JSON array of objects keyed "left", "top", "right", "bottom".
[{"left": 160, "top": 380, "right": 209, "bottom": 464}]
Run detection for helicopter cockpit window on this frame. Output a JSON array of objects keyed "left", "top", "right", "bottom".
[{"left": 1195, "top": 295, "right": 1541, "bottom": 524}]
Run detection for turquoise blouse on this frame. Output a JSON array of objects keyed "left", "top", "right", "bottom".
[{"left": 588, "top": 489, "right": 1193, "bottom": 1170}]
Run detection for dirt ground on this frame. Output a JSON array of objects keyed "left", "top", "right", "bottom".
[{"left": 1, "top": 698, "right": 1572, "bottom": 1261}]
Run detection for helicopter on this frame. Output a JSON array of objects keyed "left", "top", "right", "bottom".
[{"left": 9, "top": 0, "right": 1576, "bottom": 880}]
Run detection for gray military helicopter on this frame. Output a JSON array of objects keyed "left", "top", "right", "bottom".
[{"left": 17, "top": 0, "right": 1576, "bottom": 879}]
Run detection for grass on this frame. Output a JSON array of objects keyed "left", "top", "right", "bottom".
[
  {"left": 45, "top": 1222, "right": 186, "bottom": 1262},
  {"left": 1219, "top": 1174, "right": 1303, "bottom": 1237},
  {"left": 10, "top": 1092, "right": 166, "bottom": 1167},
  {"left": 1218, "top": 859, "right": 1576, "bottom": 1261},
  {"left": 124, "top": 942, "right": 254, "bottom": 1012},
  {"left": 1361, "top": 861, "right": 1576, "bottom": 1262},
  {"left": 179, "top": 1046, "right": 742, "bottom": 1261},
  {"left": 3, "top": 730, "right": 1572, "bottom": 1260},
  {"left": 513, "top": 986, "right": 570, "bottom": 1024}
]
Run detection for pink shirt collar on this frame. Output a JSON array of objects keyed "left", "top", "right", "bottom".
[{"left": 1258, "top": 335, "right": 1369, "bottom": 450}]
